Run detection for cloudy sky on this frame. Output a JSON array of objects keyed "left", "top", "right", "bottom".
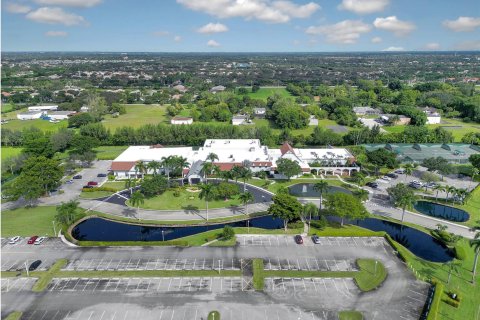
[{"left": 2, "top": 0, "right": 480, "bottom": 51}]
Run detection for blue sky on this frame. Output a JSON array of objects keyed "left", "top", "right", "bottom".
[{"left": 2, "top": 0, "right": 480, "bottom": 52}]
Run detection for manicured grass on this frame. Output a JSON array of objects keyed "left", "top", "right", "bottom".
[
  {"left": 56, "top": 269, "right": 241, "bottom": 278},
  {"left": 208, "top": 311, "right": 221, "bottom": 320},
  {"left": 240, "top": 87, "right": 292, "bottom": 101},
  {"left": 1, "top": 147, "right": 23, "bottom": 161},
  {"left": 1, "top": 206, "right": 57, "bottom": 237},
  {"left": 80, "top": 190, "right": 115, "bottom": 199},
  {"left": 252, "top": 258, "right": 265, "bottom": 290},
  {"left": 1, "top": 103, "right": 16, "bottom": 113},
  {"left": 101, "top": 181, "right": 127, "bottom": 191},
  {"left": 3, "top": 312, "right": 23, "bottom": 320},
  {"left": 32, "top": 259, "right": 68, "bottom": 292},
  {"left": 94, "top": 146, "right": 128, "bottom": 160},
  {"left": 131, "top": 189, "right": 242, "bottom": 210},
  {"left": 309, "top": 223, "right": 385, "bottom": 237},
  {"left": 1, "top": 118, "right": 68, "bottom": 132},
  {"left": 338, "top": 311, "right": 363, "bottom": 320},
  {"left": 101, "top": 104, "right": 168, "bottom": 131},
  {"left": 354, "top": 259, "right": 387, "bottom": 291}
]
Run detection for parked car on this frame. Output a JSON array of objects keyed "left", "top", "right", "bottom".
[
  {"left": 408, "top": 181, "right": 422, "bottom": 189},
  {"left": 312, "top": 235, "right": 321, "bottom": 244},
  {"left": 395, "top": 169, "right": 406, "bottom": 174},
  {"left": 366, "top": 182, "right": 378, "bottom": 188},
  {"left": 294, "top": 235, "right": 303, "bottom": 244},
  {"left": 34, "top": 237, "right": 46, "bottom": 245},
  {"left": 73, "top": 175, "right": 82, "bottom": 179},
  {"left": 27, "top": 236, "right": 39, "bottom": 244},
  {"left": 426, "top": 182, "right": 438, "bottom": 188},
  {"left": 82, "top": 185, "right": 94, "bottom": 189},
  {"left": 381, "top": 176, "right": 391, "bottom": 181},
  {"left": 97, "top": 173, "right": 107, "bottom": 177},
  {"left": 28, "top": 260, "right": 42, "bottom": 271},
  {"left": 386, "top": 173, "right": 398, "bottom": 179},
  {"left": 65, "top": 179, "right": 74, "bottom": 184},
  {"left": 8, "top": 236, "right": 21, "bottom": 244},
  {"left": 87, "top": 181, "right": 98, "bottom": 186}
]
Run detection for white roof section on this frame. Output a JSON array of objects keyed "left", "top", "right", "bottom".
[{"left": 114, "top": 146, "right": 193, "bottom": 162}]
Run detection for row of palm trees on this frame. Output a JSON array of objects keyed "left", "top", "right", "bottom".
[
  {"left": 134, "top": 155, "right": 190, "bottom": 181},
  {"left": 432, "top": 184, "right": 469, "bottom": 205}
]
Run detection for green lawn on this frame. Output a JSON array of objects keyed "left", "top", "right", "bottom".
[
  {"left": 2, "top": 118, "right": 68, "bottom": 132},
  {"left": 94, "top": 146, "right": 128, "bottom": 160},
  {"left": 101, "top": 104, "right": 168, "bottom": 131},
  {"left": 253, "top": 118, "right": 351, "bottom": 138},
  {"left": 338, "top": 311, "right": 363, "bottom": 320},
  {"left": 240, "top": 87, "right": 292, "bottom": 101},
  {"left": 1, "top": 147, "right": 23, "bottom": 161},
  {"left": 1, "top": 103, "right": 16, "bottom": 113},
  {"left": 101, "top": 181, "right": 126, "bottom": 191},
  {"left": 130, "top": 189, "right": 242, "bottom": 210},
  {"left": 1, "top": 206, "right": 57, "bottom": 237},
  {"left": 80, "top": 191, "right": 115, "bottom": 199}
]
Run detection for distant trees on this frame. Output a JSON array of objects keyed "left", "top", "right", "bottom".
[{"left": 366, "top": 148, "right": 399, "bottom": 169}]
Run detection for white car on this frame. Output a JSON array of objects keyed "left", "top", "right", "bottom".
[
  {"left": 34, "top": 237, "right": 46, "bottom": 245},
  {"left": 8, "top": 236, "right": 21, "bottom": 244},
  {"left": 395, "top": 169, "right": 406, "bottom": 174},
  {"left": 381, "top": 176, "right": 391, "bottom": 181}
]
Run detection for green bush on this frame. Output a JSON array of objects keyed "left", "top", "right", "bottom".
[
  {"left": 310, "top": 216, "right": 328, "bottom": 230},
  {"left": 108, "top": 175, "right": 115, "bottom": 181},
  {"left": 221, "top": 226, "right": 235, "bottom": 240},
  {"left": 287, "top": 221, "right": 304, "bottom": 229},
  {"left": 82, "top": 187, "right": 117, "bottom": 192},
  {"left": 426, "top": 280, "right": 444, "bottom": 320},
  {"left": 173, "top": 190, "right": 181, "bottom": 197},
  {"left": 215, "top": 182, "right": 240, "bottom": 200},
  {"left": 453, "top": 245, "right": 466, "bottom": 260},
  {"left": 443, "top": 297, "right": 459, "bottom": 308}
]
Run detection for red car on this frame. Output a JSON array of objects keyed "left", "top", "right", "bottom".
[
  {"left": 294, "top": 235, "right": 303, "bottom": 244},
  {"left": 27, "top": 236, "right": 39, "bottom": 244},
  {"left": 87, "top": 181, "right": 98, "bottom": 186}
]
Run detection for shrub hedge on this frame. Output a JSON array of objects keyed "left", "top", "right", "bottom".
[{"left": 82, "top": 187, "right": 117, "bottom": 192}]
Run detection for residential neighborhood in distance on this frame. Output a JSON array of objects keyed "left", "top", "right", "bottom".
[{"left": 1, "top": 1, "right": 480, "bottom": 320}]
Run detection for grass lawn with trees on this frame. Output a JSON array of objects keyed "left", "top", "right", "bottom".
[
  {"left": 128, "top": 189, "right": 242, "bottom": 210},
  {"left": 101, "top": 104, "right": 168, "bottom": 131},
  {"left": 94, "top": 146, "right": 128, "bottom": 160},
  {"left": 241, "top": 87, "right": 292, "bottom": 101},
  {"left": 1, "top": 147, "right": 23, "bottom": 161},
  {"left": 1, "top": 206, "right": 58, "bottom": 237},
  {"left": 2, "top": 118, "right": 68, "bottom": 132}
]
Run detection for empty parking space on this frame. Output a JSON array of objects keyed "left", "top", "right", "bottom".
[
  {"left": 1, "top": 277, "right": 37, "bottom": 293},
  {"left": 2, "top": 237, "right": 65, "bottom": 250},
  {"left": 265, "top": 277, "right": 358, "bottom": 298},
  {"left": 263, "top": 257, "right": 356, "bottom": 271},
  {"left": 237, "top": 235, "right": 385, "bottom": 247},
  {"left": 47, "top": 277, "right": 251, "bottom": 293},
  {"left": 1, "top": 258, "right": 55, "bottom": 272},
  {"left": 62, "top": 258, "right": 241, "bottom": 271}
]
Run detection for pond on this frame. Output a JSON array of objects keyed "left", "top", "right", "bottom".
[
  {"left": 288, "top": 183, "right": 352, "bottom": 197},
  {"left": 414, "top": 201, "right": 469, "bottom": 223},
  {"left": 72, "top": 215, "right": 453, "bottom": 263}
]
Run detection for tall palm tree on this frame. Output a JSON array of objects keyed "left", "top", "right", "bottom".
[
  {"left": 125, "top": 178, "right": 137, "bottom": 195},
  {"left": 394, "top": 191, "right": 417, "bottom": 223},
  {"left": 445, "top": 186, "right": 457, "bottom": 204},
  {"left": 220, "top": 170, "right": 233, "bottom": 183},
  {"left": 404, "top": 163, "right": 414, "bottom": 181},
  {"left": 313, "top": 180, "right": 329, "bottom": 211},
  {"left": 161, "top": 156, "right": 174, "bottom": 181},
  {"left": 174, "top": 156, "right": 190, "bottom": 185},
  {"left": 303, "top": 202, "right": 318, "bottom": 232},
  {"left": 129, "top": 191, "right": 145, "bottom": 219},
  {"left": 206, "top": 152, "right": 219, "bottom": 162},
  {"left": 469, "top": 229, "right": 480, "bottom": 284},
  {"left": 231, "top": 165, "right": 243, "bottom": 184},
  {"left": 456, "top": 188, "right": 468, "bottom": 205},
  {"left": 239, "top": 167, "right": 253, "bottom": 192},
  {"left": 199, "top": 183, "right": 215, "bottom": 221},
  {"left": 471, "top": 168, "right": 479, "bottom": 187},
  {"left": 134, "top": 161, "right": 147, "bottom": 179},
  {"left": 147, "top": 160, "right": 161, "bottom": 175},
  {"left": 239, "top": 191, "right": 254, "bottom": 216},
  {"left": 433, "top": 185, "right": 445, "bottom": 202},
  {"left": 443, "top": 259, "right": 461, "bottom": 284},
  {"left": 202, "top": 162, "right": 213, "bottom": 182},
  {"left": 212, "top": 164, "right": 221, "bottom": 178}
]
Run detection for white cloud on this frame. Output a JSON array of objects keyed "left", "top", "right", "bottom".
[
  {"left": 153, "top": 31, "right": 170, "bottom": 37},
  {"left": 443, "top": 17, "right": 480, "bottom": 32},
  {"left": 177, "top": 0, "right": 320, "bottom": 24},
  {"left": 207, "top": 39, "right": 221, "bottom": 47},
  {"left": 174, "top": 35, "right": 182, "bottom": 42},
  {"left": 33, "top": 0, "right": 102, "bottom": 7},
  {"left": 382, "top": 46, "right": 405, "bottom": 51},
  {"left": 424, "top": 42, "right": 440, "bottom": 50},
  {"left": 306, "top": 20, "right": 371, "bottom": 44},
  {"left": 45, "top": 30, "right": 67, "bottom": 36},
  {"left": 5, "top": 2, "right": 31, "bottom": 13},
  {"left": 26, "top": 7, "right": 87, "bottom": 25},
  {"left": 339, "top": 0, "right": 389, "bottom": 14},
  {"left": 454, "top": 40, "right": 480, "bottom": 50},
  {"left": 197, "top": 22, "right": 229, "bottom": 34},
  {"left": 374, "top": 16, "right": 416, "bottom": 36},
  {"left": 371, "top": 36, "right": 382, "bottom": 43}
]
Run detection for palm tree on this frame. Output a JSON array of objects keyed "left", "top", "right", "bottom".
[
  {"left": 134, "top": 161, "right": 147, "bottom": 179},
  {"left": 239, "top": 167, "right": 253, "bottom": 192},
  {"left": 313, "top": 180, "right": 329, "bottom": 211},
  {"left": 206, "top": 152, "right": 219, "bottom": 162},
  {"left": 125, "top": 178, "right": 137, "bottom": 195},
  {"left": 354, "top": 189, "right": 369, "bottom": 202},
  {"left": 395, "top": 191, "right": 417, "bottom": 223},
  {"left": 443, "top": 259, "right": 461, "bottom": 284},
  {"left": 471, "top": 168, "right": 479, "bottom": 187},
  {"left": 199, "top": 183, "right": 215, "bottom": 221},
  {"left": 231, "top": 165, "right": 243, "bottom": 184},
  {"left": 174, "top": 156, "right": 190, "bottom": 185},
  {"left": 454, "top": 188, "right": 467, "bottom": 205},
  {"left": 445, "top": 186, "right": 457, "bottom": 204},
  {"left": 469, "top": 229, "right": 480, "bottom": 284},
  {"left": 147, "top": 160, "right": 161, "bottom": 175},
  {"left": 303, "top": 202, "right": 318, "bottom": 232},
  {"left": 239, "top": 191, "right": 254, "bottom": 216},
  {"left": 220, "top": 170, "right": 233, "bottom": 183},
  {"left": 161, "top": 156, "right": 174, "bottom": 181},
  {"left": 433, "top": 185, "right": 445, "bottom": 202},
  {"left": 404, "top": 163, "right": 414, "bottom": 181},
  {"left": 212, "top": 164, "right": 221, "bottom": 178},
  {"left": 129, "top": 191, "right": 145, "bottom": 219},
  {"left": 202, "top": 162, "right": 213, "bottom": 182}
]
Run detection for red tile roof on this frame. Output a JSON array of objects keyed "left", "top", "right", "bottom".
[
  {"left": 280, "top": 142, "right": 295, "bottom": 155},
  {"left": 111, "top": 161, "right": 136, "bottom": 171},
  {"left": 251, "top": 161, "right": 272, "bottom": 167},
  {"left": 213, "top": 162, "right": 242, "bottom": 171},
  {"left": 150, "top": 144, "right": 164, "bottom": 148}
]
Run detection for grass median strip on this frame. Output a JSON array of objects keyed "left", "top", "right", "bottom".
[
  {"left": 31, "top": 259, "right": 68, "bottom": 292},
  {"left": 55, "top": 270, "right": 242, "bottom": 278},
  {"left": 4, "top": 312, "right": 23, "bottom": 320}
]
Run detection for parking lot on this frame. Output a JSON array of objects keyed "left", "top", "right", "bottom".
[
  {"left": 63, "top": 258, "right": 242, "bottom": 271},
  {"left": 1, "top": 277, "right": 37, "bottom": 293},
  {"left": 237, "top": 235, "right": 385, "bottom": 247},
  {"left": 1, "top": 237, "right": 65, "bottom": 250},
  {"left": 263, "top": 257, "right": 355, "bottom": 271},
  {"left": 47, "top": 277, "right": 251, "bottom": 293},
  {"left": 266, "top": 277, "right": 357, "bottom": 297},
  {"left": 1, "top": 257, "right": 55, "bottom": 272}
]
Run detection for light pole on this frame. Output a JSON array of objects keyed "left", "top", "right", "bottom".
[
  {"left": 218, "top": 259, "right": 221, "bottom": 275},
  {"left": 24, "top": 260, "right": 29, "bottom": 277},
  {"left": 247, "top": 219, "right": 250, "bottom": 234},
  {"left": 162, "top": 230, "right": 165, "bottom": 242}
]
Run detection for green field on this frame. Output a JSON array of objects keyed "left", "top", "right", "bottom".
[
  {"left": 2, "top": 118, "right": 68, "bottom": 132},
  {"left": 129, "top": 189, "right": 242, "bottom": 210},
  {"left": 101, "top": 104, "right": 168, "bottom": 131},
  {"left": 1, "top": 103, "right": 16, "bottom": 113},
  {"left": 242, "top": 87, "right": 292, "bottom": 101},
  {"left": 383, "top": 118, "right": 480, "bottom": 141},
  {"left": 1, "top": 147, "right": 23, "bottom": 161},
  {"left": 253, "top": 118, "right": 350, "bottom": 137},
  {"left": 94, "top": 146, "right": 128, "bottom": 160},
  {"left": 1, "top": 206, "right": 57, "bottom": 237}
]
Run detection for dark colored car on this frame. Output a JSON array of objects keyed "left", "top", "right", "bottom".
[
  {"left": 312, "top": 235, "right": 321, "bottom": 244},
  {"left": 386, "top": 173, "right": 398, "bottom": 179},
  {"left": 294, "top": 235, "right": 303, "bottom": 244},
  {"left": 29, "top": 260, "right": 42, "bottom": 271},
  {"left": 27, "top": 236, "right": 39, "bottom": 244},
  {"left": 97, "top": 173, "right": 107, "bottom": 177},
  {"left": 366, "top": 182, "right": 378, "bottom": 188},
  {"left": 87, "top": 181, "right": 98, "bottom": 186},
  {"left": 82, "top": 185, "right": 94, "bottom": 189},
  {"left": 73, "top": 175, "right": 82, "bottom": 179}
]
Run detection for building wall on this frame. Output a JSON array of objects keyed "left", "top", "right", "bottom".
[{"left": 426, "top": 116, "right": 441, "bottom": 124}]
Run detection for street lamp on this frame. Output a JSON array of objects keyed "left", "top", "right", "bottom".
[
  {"left": 24, "top": 260, "right": 29, "bottom": 277},
  {"left": 162, "top": 230, "right": 165, "bottom": 242}
]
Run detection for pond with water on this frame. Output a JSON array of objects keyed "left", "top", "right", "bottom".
[
  {"left": 414, "top": 201, "right": 469, "bottom": 223},
  {"left": 288, "top": 183, "right": 351, "bottom": 197},
  {"left": 72, "top": 215, "right": 452, "bottom": 262}
]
